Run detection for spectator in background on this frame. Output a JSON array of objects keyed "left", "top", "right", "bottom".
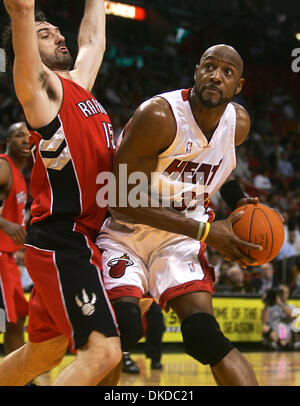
[
  {"left": 0, "top": 122, "right": 30, "bottom": 356},
  {"left": 144, "top": 301, "right": 165, "bottom": 370},
  {"left": 234, "top": 145, "right": 251, "bottom": 181},
  {"left": 289, "top": 224, "right": 300, "bottom": 256},
  {"left": 207, "top": 248, "right": 223, "bottom": 284},
  {"left": 277, "top": 151, "right": 294, "bottom": 179},
  {"left": 253, "top": 168, "right": 272, "bottom": 193},
  {"left": 122, "top": 300, "right": 165, "bottom": 374},
  {"left": 226, "top": 264, "right": 246, "bottom": 293},
  {"left": 291, "top": 256, "right": 300, "bottom": 297},
  {"left": 215, "top": 262, "right": 246, "bottom": 294},
  {"left": 261, "top": 284, "right": 299, "bottom": 350},
  {"left": 273, "top": 228, "right": 298, "bottom": 286},
  {"left": 255, "top": 263, "right": 275, "bottom": 297}
]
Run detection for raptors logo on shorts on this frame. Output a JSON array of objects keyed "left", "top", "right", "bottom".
[{"left": 107, "top": 254, "right": 134, "bottom": 279}]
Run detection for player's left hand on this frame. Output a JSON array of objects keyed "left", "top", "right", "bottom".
[
  {"left": 236, "top": 196, "right": 284, "bottom": 223},
  {"left": 236, "top": 196, "right": 259, "bottom": 207}
]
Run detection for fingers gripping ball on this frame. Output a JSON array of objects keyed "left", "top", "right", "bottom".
[{"left": 231, "top": 203, "right": 284, "bottom": 266}]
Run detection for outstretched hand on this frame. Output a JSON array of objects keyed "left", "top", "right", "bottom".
[{"left": 3, "top": 0, "right": 35, "bottom": 15}]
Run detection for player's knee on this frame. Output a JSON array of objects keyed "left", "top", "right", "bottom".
[
  {"left": 113, "top": 301, "right": 144, "bottom": 352},
  {"left": 181, "top": 312, "right": 234, "bottom": 366},
  {"left": 93, "top": 336, "right": 122, "bottom": 371},
  {"left": 106, "top": 337, "right": 122, "bottom": 367},
  {"left": 82, "top": 333, "right": 122, "bottom": 371}
]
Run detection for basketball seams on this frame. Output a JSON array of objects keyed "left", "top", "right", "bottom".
[
  {"left": 248, "top": 207, "right": 255, "bottom": 258},
  {"left": 252, "top": 208, "right": 273, "bottom": 264}
]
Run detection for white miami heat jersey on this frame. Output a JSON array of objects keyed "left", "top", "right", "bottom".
[{"left": 149, "top": 88, "right": 237, "bottom": 221}]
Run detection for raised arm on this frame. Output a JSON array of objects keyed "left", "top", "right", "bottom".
[
  {"left": 3, "top": 0, "right": 63, "bottom": 128},
  {"left": 4, "top": 0, "right": 43, "bottom": 105},
  {"left": 71, "top": 0, "right": 106, "bottom": 91}
]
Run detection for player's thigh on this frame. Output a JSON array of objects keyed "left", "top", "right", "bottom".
[
  {"left": 149, "top": 238, "right": 214, "bottom": 312},
  {"left": 26, "top": 335, "right": 68, "bottom": 370}
]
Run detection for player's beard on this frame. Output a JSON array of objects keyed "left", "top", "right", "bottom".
[
  {"left": 195, "top": 84, "right": 236, "bottom": 109},
  {"left": 41, "top": 48, "right": 73, "bottom": 71}
]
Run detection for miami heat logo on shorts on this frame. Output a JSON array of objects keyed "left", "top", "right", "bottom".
[{"left": 107, "top": 253, "right": 134, "bottom": 279}]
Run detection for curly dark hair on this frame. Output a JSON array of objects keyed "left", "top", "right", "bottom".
[{"left": 1, "top": 10, "right": 47, "bottom": 72}]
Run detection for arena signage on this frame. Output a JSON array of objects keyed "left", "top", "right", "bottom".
[
  {"left": 104, "top": 1, "right": 146, "bottom": 21},
  {"left": 161, "top": 297, "right": 300, "bottom": 342}
]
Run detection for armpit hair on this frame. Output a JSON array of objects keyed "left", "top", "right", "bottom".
[{"left": 39, "top": 70, "right": 57, "bottom": 101}]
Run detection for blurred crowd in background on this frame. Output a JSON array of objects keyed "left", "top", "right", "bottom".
[{"left": 1, "top": 0, "right": 300, "bottom": 299}]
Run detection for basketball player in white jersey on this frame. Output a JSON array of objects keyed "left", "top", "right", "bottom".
[{"left": 96, "top": 44, "right": 262, "bottom": 385}]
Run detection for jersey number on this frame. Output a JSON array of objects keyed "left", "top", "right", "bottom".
[{"left": 102, "top": 122, "right": 116, "bottom": 150}]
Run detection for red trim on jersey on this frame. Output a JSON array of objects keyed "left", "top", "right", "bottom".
[
  {"left": 105, "top": 286, "right": 143, "bottom": 301},
  {"left": 159, "top": 280, "right": 214, "bottom": 310},
  {"left": 181, "top": 88, "right": 191, "bottom": 102},
  {"left": 207, "top": 210, "right": 216, "bottom": 223}
]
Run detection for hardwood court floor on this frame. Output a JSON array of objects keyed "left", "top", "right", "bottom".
[{"left": 28, "top": 350, "right": 300, "bottom": 386}]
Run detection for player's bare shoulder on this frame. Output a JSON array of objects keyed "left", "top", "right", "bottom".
[
  {"left": 232, "top": 102, "right": 251, "bottom": 146},
  {"left": 125, "top": 97, "right": 176, "bottom": 154},
  {"left": 136, "top": 97, "right": 176, "bottom": 126}
]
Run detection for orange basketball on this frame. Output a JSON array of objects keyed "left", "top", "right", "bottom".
[{"left": 231, "top": 203, "right": 285, "bottom": 266}]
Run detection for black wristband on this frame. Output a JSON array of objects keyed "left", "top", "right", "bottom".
[{"left": 220, "top": 179, "right": 246, "bottom": 210}]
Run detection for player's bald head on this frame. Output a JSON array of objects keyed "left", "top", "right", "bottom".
[
  {"left": 7, "top": 122, "right": 27, "bottom": 138},
  {"left": 200, "top": 44, "right": 244, "bottom": 77}
]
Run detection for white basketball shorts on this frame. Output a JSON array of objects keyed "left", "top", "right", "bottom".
[{"left": 96, "top": 217, "right": 215, "bottom": 310}]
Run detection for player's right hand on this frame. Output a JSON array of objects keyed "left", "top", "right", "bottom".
[
  {"left": 205, "top": 210, "right": 263, "bottom": 268},
  {"left": 1, "top": 220, "right": 26, "bottom": 245},
  {"left": 3, "top": 0, "right": 34, "bottom": 16}
]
